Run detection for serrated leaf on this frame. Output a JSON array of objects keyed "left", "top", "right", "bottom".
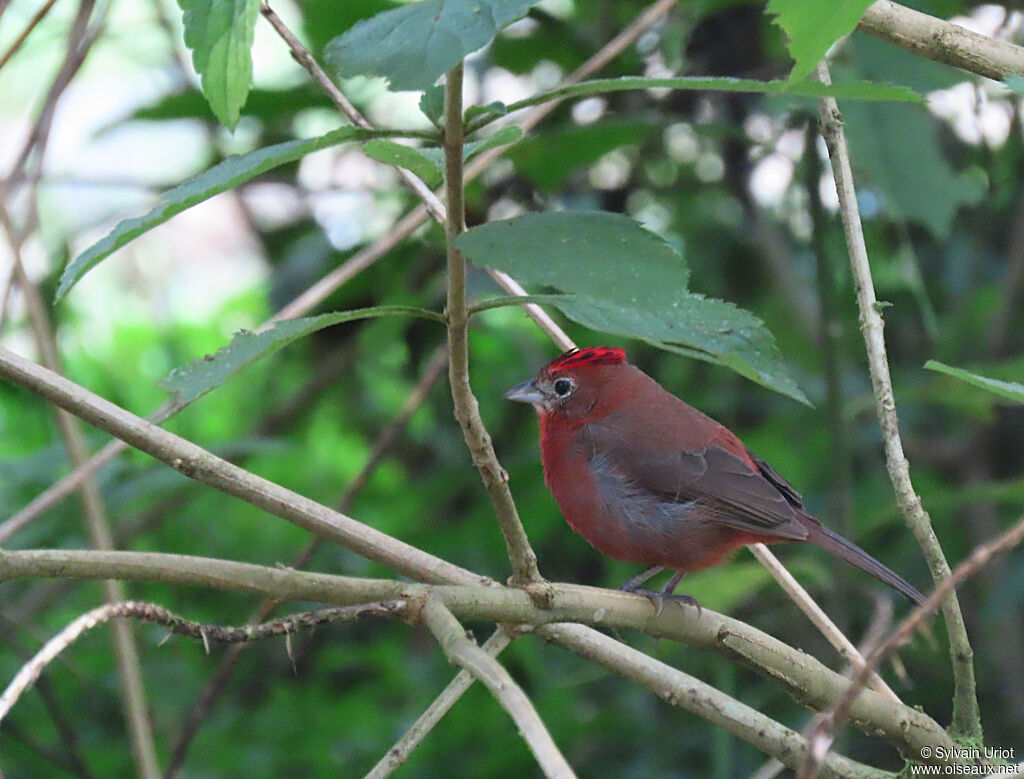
[
  {"left": 419, "top": 85, "right": 445, "bottom": 125},
  {"left": 456, "top": 212, "right": 808, "bottom": 404},
  {"left": 324, "top": 0, "right": 540, "bottom": 91},
  {"left": 177, "top": 0, "right": 260, "bottom": 128},
  {"left": 465, "top": 101, "right": 508, "bottom": 122},
  {"left": 924, "top": 361, "right": 1024, "bottom": 405},
  {"left": 469, "top": 76, "right": 921, "bottom": 133},
  {"left": 159, "top": 307, "right": 445, "bottom": 406},
  {"left": 766, "top": 0, "right": 874, "bottom": 82},
  {"left": 416, "top": 125, "right": 525, "bottom": 169},
  {"left": 363, "top": 140, "right": 443, "bottom": 186},
  {"left": 58, "top": 127, "right": 387, "bottom": 300}
]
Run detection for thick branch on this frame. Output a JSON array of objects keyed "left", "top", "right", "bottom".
[
  {"left": 421, "top": 597, "right": 574, "bottom": 778},
  {"left": 858, "top": 1, "right": 1024, "bottom": 82},
  {"left": 814, "top": 61, "right": 981, "bottom": 741},
  {"left": 0, "top": 548, "right": 955, "bottom": 760},
  {"left": 443, "top": 64, "right": 542, "bottom": 586}
]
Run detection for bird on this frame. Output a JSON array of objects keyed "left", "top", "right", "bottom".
[{"left": 504, "top": 346, "right": 925, "bottom": 608}]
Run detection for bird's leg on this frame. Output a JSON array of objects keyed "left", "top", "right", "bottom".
[
  {"left": 620, "top": 567, "right": 700, "bottom": 617},
  {"left": 619, "top": 565, "right": 664, "bottom": 592}
]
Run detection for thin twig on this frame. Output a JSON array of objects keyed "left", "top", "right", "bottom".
[
  {"left": 858, "top": 1, "right": 1024, "bottom": 81},
  {"left": 747, "top": 545, "right": 897, "bottom": 701},
  {"left": 814, "top": 60, "right": 981, "bottom": 742},
  {"left": 421, "top": 596, "right": 575, "bottom": 779},
  {"left": 798, "top": 511, "right": 1024, "bottom": 778},
  {"left": 0, "top": 0, "right": 61, "bottom": 71},
  {"left": 0, "top": 600, "right": 406, "bottom": 724},
  {"left": 443, "top": 63, "right": 542, "bottom": 586},
  {"left": 258, "top": 2, "right": 446, "bottom": 224},
  {"left": 365, "top": 627, "right": 514, "bottom": 779}
]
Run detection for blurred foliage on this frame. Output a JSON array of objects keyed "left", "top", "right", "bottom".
[{"left": 2, "top": 0, "right": 1024, "bottom": 776}]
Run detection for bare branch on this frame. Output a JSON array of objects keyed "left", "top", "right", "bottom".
[
  {"left": 814, "top": 60, "right": 981, "bottom": 741},
  {"left": 747, "top": 544, "right": 897, "bottom": 701},
  {"left": 421, "top": 596, "right": 575, "bottom": 778},
  {"left": 799, "top": 511, "right": 1024, "bottom": 778},
  {"left": 858, "top": 1, "right": 1024, "bottom": 82},
  {"left": 365, "top": 628, "right": 514, "bottom": 779},
  {"left": 165, "top": 346, "right": 448, "bottom": 775},
  {"left": 0, "top": 600, "right": 405, "bottom": 725},
  {"left": 0, "top": 547, "right": 955, "bottom": 758},
  {"left": 545, "top": 625, "right": 887, "bottom": 779},
  {"left": 0, "top": 346, "right": 486, "bottom": 588}
]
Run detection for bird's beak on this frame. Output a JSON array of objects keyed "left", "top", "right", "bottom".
[{"left": 504, "top": 378, "right": 544, "bottom": 405}]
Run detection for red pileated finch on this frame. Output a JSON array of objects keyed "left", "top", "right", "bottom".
[{"left": 505, "top": 347, "right": 924, "bottom": 606}]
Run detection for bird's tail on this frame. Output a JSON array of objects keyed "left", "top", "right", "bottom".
[{"left": 803, "top": 517, "right": 925, "bottom": 606}]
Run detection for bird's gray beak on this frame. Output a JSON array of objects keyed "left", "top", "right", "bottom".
[{"left": 504, "top": 378, "right": 544, "bottom": 405}]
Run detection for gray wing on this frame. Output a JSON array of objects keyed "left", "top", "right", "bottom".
[{"left": 580, "top": 422, "right": 809, "bottom": 542}]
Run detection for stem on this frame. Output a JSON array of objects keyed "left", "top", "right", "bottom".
[
  {"left": 421, "top": 597, "right": 575, "bottom": 778},
  {"left": 443, "top": 63, "right": 542, "bottom": 586},
  {"left": 365, "top": 628, "right": 514, "bottom": 779},
  {"left": 813, "top": 61, "right": 982, "bottom": 742},
  {"left": 0, "top": 548, "right": 956, "bottom": 758},
  {"left": 858, "top": 1, "right": 1024, "bottom": 81}
]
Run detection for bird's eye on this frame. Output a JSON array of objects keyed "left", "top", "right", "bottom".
[{"left": 553, "top": 378, "right": 574, "bottom": 397}]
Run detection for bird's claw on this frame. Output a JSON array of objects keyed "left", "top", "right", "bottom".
[{"left": 621, "top": 586, "right": 701, "bottom": 618}]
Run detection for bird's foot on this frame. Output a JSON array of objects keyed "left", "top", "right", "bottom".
[{"left": 620, "top": 569, "right": 701, "bottom": 617}]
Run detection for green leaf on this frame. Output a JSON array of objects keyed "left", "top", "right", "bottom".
[
  {"left": 464, "top": 101, "right": 508, "bottom": 123},
  {"left": 159, "top": 307, "right": 445, "bottom": 406},
  {"left": 468, "top": 76, "right": 922, "bottom": 132},
  {"left": 924, "top": 361, "right": 1024, "bottom": 405},
  {"left": 362, "top": 140, "right": 443, "bottom": 187},
  {"left": 324, "top": 0, "right": 540, "bottom": 91},
  {"left": 417, "top": 125, "right": 525, "bottom": 168},
  {"left": 841, "top": 101, "right": 986, "bottom": 238},
  {"left": 177, "top": 0, "right": 261, "bottom": 128},
  {"left": 456, "top": 212, "right": 808, "bottom": 404},
  {"left": 58, "top": 127, "right": 403, "bottom": 300},
  {"left": 766, "top": 0, "right": 874, "bottom": 82},
  {"left": 419, "top": 85, "right": 445, "bottom": 126}
]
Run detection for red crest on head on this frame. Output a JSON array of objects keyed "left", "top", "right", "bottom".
[{"left": 545, "top": 346, "right": 627, "bottom": 373}]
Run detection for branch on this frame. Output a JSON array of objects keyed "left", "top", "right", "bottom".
[
  {"left": 365, "top": 628, "right": 514, "bottom": 779},
  {"left": 0, "top": 548, "right": 955, "bottom": 759},
  {"left": 421, "top": 597, "right": 575, "bottom": 778},
  {"left": 164, "top": 345, "right": 448, "bottom": 775},
  {"left": 858, "top": 1, "right": 1024, "bottom": 82},
  {"left": 814, "top": 60, "right": 982, "bottom": 742},
  {"left": 443, "top": 64, "right": 543, "bottom": 587},
  {"left": 0, "top": 346, "right": 485, "bottom": 588},
  {"left": 544, "top": 625, "right": 888, "bottom": 779},
  {"left": 799, "top": 511, "right": 1024, "bottom": 778},
  {"left": 0, "top": 600, "right": 405, "bottom": 724}
]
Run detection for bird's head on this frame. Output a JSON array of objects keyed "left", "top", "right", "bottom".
[{"left": 504, "top": 346, "right": 629, "bottom": 422}]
